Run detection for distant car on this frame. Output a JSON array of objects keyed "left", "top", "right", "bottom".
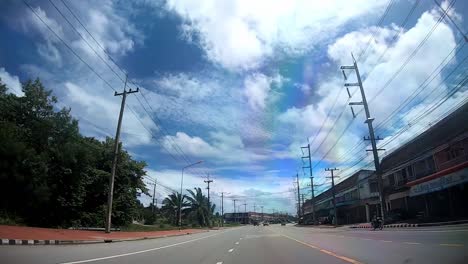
[
  {"left": 281, "top": 222, "right": 286, "bottom": 226},
  {"left": 253, "top": 221, "right": 259, "bottom": 226},
  {"left": 263, "top": 222, "right": 269, "bottom": 226}
]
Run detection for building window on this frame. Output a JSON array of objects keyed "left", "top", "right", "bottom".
[
  {"left": 413, "top": 156, "right": 436, "bottom": 179},
  {"left": 414, "top": 159, "right": 425, "bottom": 178},
  {"left": 389, "top": 174, "right": 395, "bottom": 186},
  {"left": 426, "top": 156, "right": 436, "bottom": 173},
  {"left": 407, "top": 165, "right": 414, "bottom": 181},
  {"left": 370, "top": 182, "right": 378, "bottom": 193}
]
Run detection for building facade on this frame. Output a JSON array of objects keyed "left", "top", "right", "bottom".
[
  {"left": 381, "top": 102, "right": 468, "bottom": 221},
  {"left": 302, "top": 170, "right": 379, "bottom": 225},
  {"left": 301, "top": 102, "right": 468, "bottom": 224}
]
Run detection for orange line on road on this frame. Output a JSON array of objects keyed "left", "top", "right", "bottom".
[{"left": 281, "top": 234, "right": 363, "bottom": 264}]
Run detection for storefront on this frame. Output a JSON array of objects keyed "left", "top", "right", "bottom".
[{"left": 407, "top": 163, "right": 468, "bottom": 219}]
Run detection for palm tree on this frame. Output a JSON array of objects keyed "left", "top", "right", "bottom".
[
  {"left": 161, "top": 192, "right": 188, "bottom": 226},
  {"left": 186, "top": 187, "right": 211, "bottom": 226}
]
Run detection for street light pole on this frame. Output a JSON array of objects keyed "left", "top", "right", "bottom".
[{"left": 179, "top": 160, "right": 203, "bottom": 230}]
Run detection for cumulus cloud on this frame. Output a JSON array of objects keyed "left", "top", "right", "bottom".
[
  {"left": 164, "top": 0, "right": 389, "bottom": 70},
  {"left": 154, "top": 73, "right": 221, "bottom": 101},
  {"left": 277, "top": 6, "right": 459, "bottom": 167},
  {"left": 65, "top": 82, "right": 157, "bottom": 147},
  {"left": 161, "top": 131, "right": 269, "bottom": 164},
  {"left": 0, "top": 67, "right": 23, "bottom": 96},
  {"left": 243, "top": 73, "right": 284, "bottom": 110}
]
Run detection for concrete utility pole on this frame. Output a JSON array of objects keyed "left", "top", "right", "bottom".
[
  {"left": 106, "top": 75, "right": 138, "bottom": 233},
  {"left": 341, "top": 54, "right": 386, "bottom": 221},
  {"left": 152, "top": 178, "right": 157, "bottom": 214},
  {"left": 204, "top": 175, "right": 213, "bottom": 211},
  {"left": 296, "top": 173, "right": 301, "bottom": 219},
  {"left": 325, "top": 168, "right": 339, "bottom": 226},
  {"left": 301, "top": 194, "right": 305, "bottom": 216},
  {"left": 243, "top": 202, "right": 247, "bottom": 224},
  {"left": 233, "top": 199, "right": 238, "bottom": 223},
  {"left": 301, "top": 143, "right": 316, "bottom": 224},
  {"left": 220, "top": 192, "right": 225, "bottom": 227}
]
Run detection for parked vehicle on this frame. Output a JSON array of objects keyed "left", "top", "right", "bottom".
[
  {"left": 281, "top": 222, "right": 286, "bottom": 226},
  {"left": 263, "top": 222, "right": 269, "bottom": 226}
]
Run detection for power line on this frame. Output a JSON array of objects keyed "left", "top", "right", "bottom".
[
  {"left": 363, "top": 0, "right": 421, "bottom": 78},
  {"left": 357, "top": 0, "right": 396, "bottom": 61}
]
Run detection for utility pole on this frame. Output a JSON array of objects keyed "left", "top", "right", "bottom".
[
  {"left": 325, "top": 168, "right": 339, "bottom": 226},
  {"left": 261, "top": 206, "right": 264, "bottom": 221},
  {"left": 106, "top": 75, "right": 138, "bottom": 233},
  {"left": 341, "top": 54, "right": 386, "bottom": 221},
  {"left": 301, "top": 194, "right": 305, "bottom": 217},
  {"left": 243, "top": 202, "right": 247, "bottom": 224},
  {"left": 204, "top": 175, "right": 213, "bottom": 211},
  {"left": 301, "top": 143, "right": 316, "bottom": 224},
  {"left": 296, "top": 173, "right": 301, "bottom": 219},
  {"left": 152, "top": 178, "right": 157, "bottom": 214},
  {"left": 233, "top": 199, "right": 238, "bottom": 223},
  {"left": 220, "top": 192, "right": 225, "bottom": 227}
]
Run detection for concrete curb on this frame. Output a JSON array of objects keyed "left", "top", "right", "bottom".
[
  {"left": 0, "top": 230, "right": 210, "bottom": 246},
  {"left": 349, "top": 223, "right": 419, "bottom": 229},
  {"left": 349, "top": 219, "right": 468, "bottom": 229}
]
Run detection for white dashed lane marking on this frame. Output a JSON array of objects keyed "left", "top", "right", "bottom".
[
  {"left": 235, "top": 242, "right": 239, "bottom": 245},
  {"left": 228, "top": 248, "right": 234, "bottom": 253}
]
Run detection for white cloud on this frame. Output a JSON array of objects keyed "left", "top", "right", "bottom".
[
  {"left": 277, "top": 6, "right": 458, "bottom": 166},
  {"left": 161, "top": 131, "right": 270, "bottom": 164},
  {"left": 243, "top": 72, "right": 283, "bottom": 110},
  {"left": 0, "top": 67, "right": 23, "bottom": 96},
  {"left": 154, "top": 73, "right": 221, "bottom": 101},
  {"left": 64, "top": 82, "right": 157, "bottom": 147},
  {"left": 164, "top": 0, "right": 389, "bottom": 70}
]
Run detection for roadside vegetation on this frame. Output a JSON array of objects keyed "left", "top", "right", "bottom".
[{"left": 0, "top": 79, "right": 217, "bottom": 230}]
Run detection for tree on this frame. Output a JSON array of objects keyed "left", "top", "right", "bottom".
[
  {"left": 0, "top": 78, "right": 149, "bottom": 227},
  {"left": 185, "top": 187, "right": 213, "bottom": 227},
  {"left": 161, "top": 192, "right": 188, "bottom": 226}
]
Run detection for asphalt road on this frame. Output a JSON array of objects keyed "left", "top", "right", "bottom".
[{"left": 1, "top": 224, "right": 467, "bottom": 264}]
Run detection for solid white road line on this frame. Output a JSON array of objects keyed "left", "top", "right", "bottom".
[
  {"left": 59, "top": 230, "right": 232, "bottom": 264},
  {"left": 228, "top": 248, "right": 234, "bottom": 253},
  {"left": 403, "top": 242, "right": 421, "bottom": 245}
]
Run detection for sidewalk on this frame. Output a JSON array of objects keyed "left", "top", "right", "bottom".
[
  {"left": 0, "top": 225, "right": 208, "bottom": 245},
  {"left": 348, "top": 219, "right": 468, "bottom": 229}
]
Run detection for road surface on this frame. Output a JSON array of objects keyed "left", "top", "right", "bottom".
[{"left": 1, "top": 224, "right": 467, "bottom": 264}]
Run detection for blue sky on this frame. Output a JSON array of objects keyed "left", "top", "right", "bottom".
[{"left": 1, "top": 0, "right": 467, "bottom": 215}]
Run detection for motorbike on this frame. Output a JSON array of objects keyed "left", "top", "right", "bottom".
[{"left": 371, "top": 217, "right": 383, "bottom": 230}]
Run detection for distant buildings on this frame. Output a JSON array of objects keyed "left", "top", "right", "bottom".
[
  {"left": 223, "top": 212, "right": 289, "bottom": 224},
  {"left": 301, "top": 102, "right": 468, "bottom": 225}
]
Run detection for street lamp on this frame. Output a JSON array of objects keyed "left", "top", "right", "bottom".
[{"left": 179, "top": 160, "right": 203, "bottom": 230}]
